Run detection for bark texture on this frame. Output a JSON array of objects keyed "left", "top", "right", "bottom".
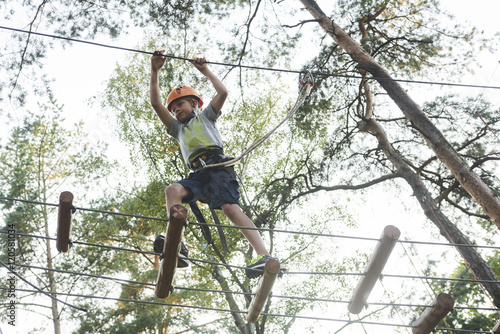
[{"left": 300, "top": 0, "right": 500, "bottom": 227}]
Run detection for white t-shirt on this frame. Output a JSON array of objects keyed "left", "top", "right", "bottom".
[{"left": 167, "top": 103, "right": 224, "bottom": 167}]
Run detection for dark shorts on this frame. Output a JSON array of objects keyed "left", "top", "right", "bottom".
[{"left": 177, "top": 166, "right": 241, "bottom": 210}]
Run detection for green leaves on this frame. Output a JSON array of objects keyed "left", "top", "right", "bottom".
[{"left": 0, "top": 95, "right": 112, "bottom": 331}]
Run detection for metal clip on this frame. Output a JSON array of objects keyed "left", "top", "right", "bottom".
[
  {"left": 299, "top": 70, "right": 314, "bottom": 97},
  {"left": 199, "top": 157, "right": 206, "bottom": 168}
]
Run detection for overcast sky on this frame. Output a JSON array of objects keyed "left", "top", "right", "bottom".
[{"left": 1, "top": 1, "right": 500, "bottom": 333}]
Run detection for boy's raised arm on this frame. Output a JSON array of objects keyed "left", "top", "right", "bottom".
[
  {"left": 191, "top": 57, "right": 228, "bottom": 114},
  {"left": 150, "top": 50, "right": 174, "bottom": 130}
]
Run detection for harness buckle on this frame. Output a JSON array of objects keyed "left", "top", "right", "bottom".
[{"left": 300, "top": 70, "right": 314, "bottom": 97}]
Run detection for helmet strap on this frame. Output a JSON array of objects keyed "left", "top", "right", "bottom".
[{"left": 182, "top": 101, "right": 199, "bottom": 124}]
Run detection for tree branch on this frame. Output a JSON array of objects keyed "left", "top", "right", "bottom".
[
  {"left": 282, "top": 19, "right": 319, "bottom": 29},
  {"left": 11, "top": 0, "right": 48, "bottom": 99}
]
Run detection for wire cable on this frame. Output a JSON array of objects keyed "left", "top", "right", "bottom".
[
  {"left": 1, "top": 25, "right": 500, "bottom": 91},
  {"left": 1, "top": 196, "right": 499, "bottom": 251},
  {"left": 6, "top": 230, "right": 500, "bottom": 286},
  {"left": 0, "top": 287, "right": 495, "bottom": 333},
  {"left": 0, "top": 260, "right": 87, "bottom": 312}
]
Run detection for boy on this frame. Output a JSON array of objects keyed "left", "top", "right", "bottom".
[{"left": 150, "top": 50, "right": 277, "bottom": 278}]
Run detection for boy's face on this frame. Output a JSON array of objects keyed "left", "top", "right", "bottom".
[{"left": 171, "top": 98, "right": 197, "bottom": 122}]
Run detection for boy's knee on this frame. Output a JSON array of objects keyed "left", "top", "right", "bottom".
[
  {"left": 221, "top": 203, "right": 239, "bottom": 215},
  {"left": 165, "top": 183, "right": 183, "bottom": 198}
]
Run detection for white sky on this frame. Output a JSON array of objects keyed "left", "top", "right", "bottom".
[{"left": 1, "top": 0, "right": 500, "bottom": 333}]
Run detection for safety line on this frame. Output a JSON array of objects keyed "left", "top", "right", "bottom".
[
  {"left": 8, "top": 238, "right": 500, "bottom": 285},
  {"left": 16, "top": 263, "right": 500, "bottom": 312},
  {"left": 472, "top": 61, "right": 500, "bottom": 142},
  {"left": 0, "top": 260, "right": 87, "bottom": 312},
  {"left": 16, "top": 263, "right": 155, "bottom": 287},
  {"left": 0, "top": 196, "right": 169, "bottom": 222},
  {"left": 204, "top": 71, "right": 313, "bottom": 168},
  {"left": 1, "top": 25, "right": 500, "bottom": 90},
  {"left": 1, "top": 197, "right": 499, "bottom": 250}
]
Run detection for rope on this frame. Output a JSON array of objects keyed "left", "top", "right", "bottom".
[
  {"left": 0, "top": 260, "right": 87, "bottom": 312},
  {"left": 204, "top": 71, "right": 314, "bottom": 168}
]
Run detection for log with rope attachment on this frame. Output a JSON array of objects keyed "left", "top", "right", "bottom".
[{"left": 57, "top": 191, "right": 75, "bottom": 253}]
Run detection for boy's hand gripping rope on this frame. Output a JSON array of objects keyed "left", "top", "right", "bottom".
[{"left": 205, "top": 71, "right": 314, "bottom": 169}]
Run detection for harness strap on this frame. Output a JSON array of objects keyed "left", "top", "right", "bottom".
[
  {"left": 189, "top": 201, "right": 228, "bottom": 252},
  {"left": 189, "top": 201, "right": 212, "bottom": 244},
  {"left": 210, "top": 208, "right": 228, "bottom": 252},
  {"left": 189, "top": 148, "right": 224, "bottom": 170}
]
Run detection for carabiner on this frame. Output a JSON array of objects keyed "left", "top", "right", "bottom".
[{"left": 299, "top": 70, "right": 314, "bottom": 96}]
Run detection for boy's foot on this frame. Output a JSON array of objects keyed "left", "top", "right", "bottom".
[
  {"left": 245, "top": 255, "right": 286, "bottom": 279},
  {"left": 154, "top": 235, "right": 189, "bottom": 268},
  {"left": 178, "top": 241, "right": 189, "bottom": 268}
]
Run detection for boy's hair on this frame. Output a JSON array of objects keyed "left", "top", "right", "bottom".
[
  {"left": 181, "top": 97, "right": 195, "bottom": 107},
  {"left": 169, "top": 97, "right": 198, "bottom": 115}
]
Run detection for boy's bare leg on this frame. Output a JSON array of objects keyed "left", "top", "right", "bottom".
[
  {"left": 221, "top": 203, "right": 270, "bottom": 256},
  {"left": 165, "top": 183, "right": 190, "bottom": 214}
]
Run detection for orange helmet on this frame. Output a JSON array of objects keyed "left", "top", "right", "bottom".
[{"left": 167, "top": 86, "right": 203, "bottom": 112}]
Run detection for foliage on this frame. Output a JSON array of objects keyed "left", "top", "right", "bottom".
[
  {"left": 421, "top": 260, "right": 499, "bottom": 331},
  {"left": 1, "top": 0, "right": 300, "bottom": 107},
  {"left": 3, "top": 0, "right": 500, "bottom": 332}
]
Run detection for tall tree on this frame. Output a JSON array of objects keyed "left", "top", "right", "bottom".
[
  {"left": 300, "top": 0, "right": 500, "bottom": 227},
  {"left": 0, "top": 96, "right": 109, "bottom": 333}
]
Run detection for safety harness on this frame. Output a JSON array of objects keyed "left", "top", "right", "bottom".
[
  {"left": 188, "top": 148, "right": 231, "bottom": 252},
  {"left": 189, "top": 201, "right": 228, "bottom": 251}
]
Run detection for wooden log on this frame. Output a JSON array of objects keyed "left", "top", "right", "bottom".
[
  {"left": 56, "top": 191, "right": 74, "bottom": 253},
  {"left": 155, "top": 204, "right": 187, "bottom": 299},
  {"left": 348, "top": 225, "right": 400, "bottom": 314},
  {"left": 247, "top": 258, "right": 280, "bottom": 323},
  {"left": 412, "top": 293, "right": 455, "bottom": 334},
  {"left": 492, "top": 319, "right": 500, "bottom": 334}
]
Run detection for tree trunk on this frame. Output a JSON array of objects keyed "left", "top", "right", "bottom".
[
  {"left": 213, "top": 268, "right": 254, "bottom": 334},
  {"left": 300, "top": 0, "right": 500, "bottom": 228},
  {"left": 358, "top": 117, "right": 500, "bottom": 307},
  {"left": 43, "top": 201, "right": 61, "bottom": 334}
]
